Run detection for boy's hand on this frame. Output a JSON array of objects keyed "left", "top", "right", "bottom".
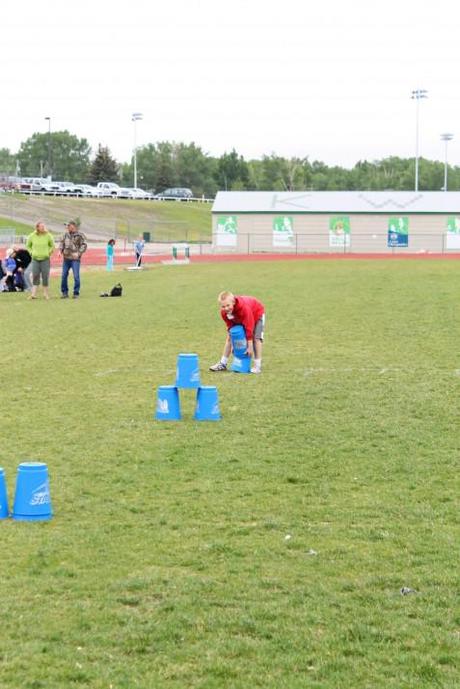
[{"left": 246, "top": 341, "right": 254, "bottom": 356}]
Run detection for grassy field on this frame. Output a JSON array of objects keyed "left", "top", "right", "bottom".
[
  {"left": 0, "top": 194, "right": 213, "bottom": 242},
  {"left": 0, "top": 259, "right": 459, "bottom": 688}
]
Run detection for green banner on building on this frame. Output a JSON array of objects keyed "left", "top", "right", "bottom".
[
  {"left": 446, "top": 216, "right": 460, "bottom": 249},
  {"left": 329, "top": 217, "right": 350, "bottom": 247},
  {"left": 216, "top": 216, "right": 237, "bottom": 247},
  {"left": 388, "top": 217, "right": 408, "bottom": 247},
  {"left": 273, "top": 216, "right": 294, "bottom": 247}
]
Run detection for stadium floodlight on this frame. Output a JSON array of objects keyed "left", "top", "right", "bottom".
[
  {"left": 44, "top": 117, "right": 51, "bottom": 178},
  {"left": 132, "top": 113, "right": 143, "bottom": 189},
  {"left": 440, "top": 133, "right": 454, "bottom": 191},
  {"left": 411, "top": 89, "right": 428, "bottom": 192}
]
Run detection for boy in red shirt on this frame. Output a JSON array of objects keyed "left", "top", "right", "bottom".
[{"left": 209, "top": 291, "right": 265, "bottom": 374}]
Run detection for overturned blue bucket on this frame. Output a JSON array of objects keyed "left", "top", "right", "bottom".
[
  {"left": 155, "top": 385, "right": 181, "bottom": 420},
  {"left": 0, "top": 467, "right": 9, "bottom": 519},
  {"left": 194, "top": 386, "right": 221, "bottom": 421},
  {"left": 229, "top": 325, "right": 251, "bottom": 374},
  {"left": 176, "top": 353, "right": 201, "bottom": 388},
  {"left": 230, "top": 355, "right": 252, "bottom": 373},
  {"left": 12, "top": 462, "right": 53, "bottom": 522}
]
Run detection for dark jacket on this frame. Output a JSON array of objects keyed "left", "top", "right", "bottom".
[{"left": 13, "top": 249, "right": 32, "bottom": 270}]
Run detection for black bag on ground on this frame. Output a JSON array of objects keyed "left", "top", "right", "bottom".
[{"left": 110, "top": 283, "right": 122, "bottom": 297}]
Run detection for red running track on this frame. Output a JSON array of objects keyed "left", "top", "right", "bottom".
[{"left": 50, "top": 249, "right": 460, "bottom": 267}]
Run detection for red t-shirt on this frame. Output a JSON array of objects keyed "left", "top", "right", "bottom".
[{"left": 221, "top": 295, "right": 265, "bottom": 340}]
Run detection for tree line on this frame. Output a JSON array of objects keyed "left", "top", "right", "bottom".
[{"left": 1, "top": 130, "right": 459, "bottom": 196}]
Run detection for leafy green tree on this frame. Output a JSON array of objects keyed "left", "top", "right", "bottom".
[
  {"left": 124, "top": 141, "right": 218, "bottom": 197},
  {"left": 215, "top": 149, "right": 249, "bottom": 190},
  {"left": 17, "top": 131, "right": 91, "bottom": 181},
  {"left": 247, "top": 160, "right": 263, "bottom": 189},
  {"left": 0, "top": 148, "right": 18, "bottom": 176},
  {"left": 174, "top": 142, "right": 218, "bottom": 197},
  {"left": 127, "top": 143, "right": 156, "bottom": 190},
  {"left": 88, "top": 145, "right": 120, "bottom": 184},
  {"left": 155, "top": 142, "right": 176, "bottom": 191}
]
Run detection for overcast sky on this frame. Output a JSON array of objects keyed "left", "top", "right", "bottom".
[{"left": 2, "top": 0, "right": 459, "bottom": 170}]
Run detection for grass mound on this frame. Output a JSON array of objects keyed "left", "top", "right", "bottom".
[{"left": 0, "top": 194, "right": 212, "bottom": 242}]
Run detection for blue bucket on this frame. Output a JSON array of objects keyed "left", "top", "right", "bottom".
[
  {"left": 155, "top": 385, "right": 181, "bottom": 420},
  {"left": 0, "top": 467, "right": 9, "bottom": 519},
  {"left": 229, "top": 325, "right": 251, "bottom": 373},
  {"left": 194, "top": 386, "right": 221, "bottom": 421},
  {"left": 230, "top": 355, "right": 252, "bottom": 374},
  {"left": 12, "top": 462, "right": 53, "bottom": 522},
  {"left": 229, "top": 325, "right": 247, "bottom": 357},
  {"left": 176, "top": 353, "right": 201, "bottom": 389}
]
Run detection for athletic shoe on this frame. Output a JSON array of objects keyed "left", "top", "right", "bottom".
[
  {"left": 250, "top": 367, "right": 261, "bottom": 374},
  {"left": 209, "top": 362, "right": 227, "bottom": 371},
  {"left": 61, "top": 294, "right": 69, "bottom": 299}
]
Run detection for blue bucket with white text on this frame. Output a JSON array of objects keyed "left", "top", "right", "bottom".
[
  {"left": 12, "top": 462, "right": 53, "bottom": 521},
  {"left": 194, "top": 386, "right": 221, "bottom": 421},
  {"left": 229, "top": 325, "right": 251, "bottom": 373},
  {"left": 176, "top": 353, "right": 201, "bottom": 389},
  {"left": 155, "top": 385, "right": 181, "bottom": 421}
]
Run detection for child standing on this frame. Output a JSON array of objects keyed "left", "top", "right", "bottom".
[
  {"left": 106, "top": 239, "right": 115, "bottom": 271},
  {"left": 134, "top": 235, "right": 145, "bottom": 267},
  {"left": 209, "top": 291, "right": 266, "bottom": 374}
]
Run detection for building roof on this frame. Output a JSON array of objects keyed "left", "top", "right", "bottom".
[{"left": 212, "top": 191, "right": 460, "bottom": 214}]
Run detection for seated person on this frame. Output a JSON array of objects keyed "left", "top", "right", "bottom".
[{"left": 2, "top": 250, "right": 17, "bottom": 291}]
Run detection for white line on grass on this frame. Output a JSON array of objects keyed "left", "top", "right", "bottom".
[{"left": 303, "top": 367, "right": 460, "bottom": 376}]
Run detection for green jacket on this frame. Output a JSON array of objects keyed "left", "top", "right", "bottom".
[{"left": 26, "top": 231, "right": 55, "bottom": 260}]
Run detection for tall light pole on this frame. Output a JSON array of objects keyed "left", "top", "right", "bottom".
[
  {"left": 440, "top": 133, "right": 453, "bottom": 191},
  {"left": 411, "top": 89, "right": 428, "bottom": 192},
  {"left": 132, "top": 112, "right": 143, "bottom": 188},
  {"left": 44, "top": 116, "right": 51, "bottom": 178}
]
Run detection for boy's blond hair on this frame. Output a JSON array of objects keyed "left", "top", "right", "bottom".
[{"left": 218, "top": 290, "right": 234, "bottom": 304}]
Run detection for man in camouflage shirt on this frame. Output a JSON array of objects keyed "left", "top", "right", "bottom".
[{"left": 59, "top": 221, "right": 88, "bottom": 299}]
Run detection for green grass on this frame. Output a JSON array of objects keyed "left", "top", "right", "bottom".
[
  {"left": 0, "top": 215, "right": 32, "bottom": 236},
  {"left": 0, "top": 194, "right": 212, "bottom": 242},
  {"left": 0, "top": 259, "right": 459, "bottom": 688}
]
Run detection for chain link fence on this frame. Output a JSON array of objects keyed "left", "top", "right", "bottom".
[{"left": 211, "top": 232, "right": 459, "bottom": 254}]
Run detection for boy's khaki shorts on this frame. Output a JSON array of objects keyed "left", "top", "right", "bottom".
[{"left": 254, "top": 314, "right": 265, "bottom": 341}]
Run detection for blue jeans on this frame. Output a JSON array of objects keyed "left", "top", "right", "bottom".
[{"left": 61, "top": 259, "right": 81, "bottom": 296}]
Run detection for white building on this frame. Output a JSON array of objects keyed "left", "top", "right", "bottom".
[{"left": 212, "top": 191, "right": 460, "bottom": 254}]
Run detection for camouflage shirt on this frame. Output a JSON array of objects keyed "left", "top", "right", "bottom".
[{"left": 59, "top": 231, "right": 88, "bottom": 260}]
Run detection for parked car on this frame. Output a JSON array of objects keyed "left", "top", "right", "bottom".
[
  {"left": 118, "top": 187, "right": 135, "bottom": 199},
  {"left": 154, "top": 187, "right": 193, "bottom": 200},
  {"left": 73, "top": 184, "right": 101, "bottom": 197},
  {"left": 59, "top": 181, "right": 77, "bottom": 194},
  {"left": 19, "top": 177, "right": 50, "bottom": 192},
  {"left": 124, "top": 187, "right": 152, "bottom": 199},
  {"left": 41, "top": 181, "right": 64, "bottom": 194},
  {"left": 0, "top": 176, "right": 22, "bottom": 191},
  {"left": 96, "top": 182, "right": 122, "bottom": 197}
]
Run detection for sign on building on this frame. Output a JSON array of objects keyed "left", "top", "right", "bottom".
[
  {"left": 273, "top": 216, "right": 294, "bottom": 247},
  {"left": 216, "top": 216, "right": 237, "bottom": 247},
  {"left": 388, "top": 217, "right": 408, "bottom": 247},
  {"left": 329, "top": 217, "right": 350, "bottom": 247},
  {"left": 446, "top": 217, "right": 460, "bottom": 249}
]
